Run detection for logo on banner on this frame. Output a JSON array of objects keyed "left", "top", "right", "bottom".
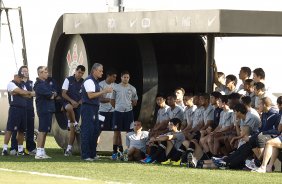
[{"left": 66, "top": 43, "right": 84, "bottom": 76}]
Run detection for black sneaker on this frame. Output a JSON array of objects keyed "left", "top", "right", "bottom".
[
  {"left": 196, "top": 160, "right": 204, "bottom": 168},
  {"left": 74, "top": 124, "right": 80, "bottom": 134},
  {"left": 64, "top": 150, "right": 72, "bottom": 156},
  {"left": 2, "top": 150, "right": 8, "bottom": 156}
]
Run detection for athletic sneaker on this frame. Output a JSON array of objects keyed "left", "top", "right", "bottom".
[
  {"left": 171, "top": 159, "right": 181, "bottom": 166},
  {"left": 10, "top": 149, "right": 17, "bottom": 156},
  {"left": 161, "top": 159, "right": 172, "bottom": 165},
  {"left": 29, "top": 149, "right": 37, "bottom": 156},
  {"left": 245, "top": 159, "right": 258, "bottom": 170},
  {"left": 196, "top": 160, "right": 204, "bottom": 169},
  {"left": 93, "top": 156, "right": 100, "bottom": 161},
  {"left": 64, "top": 150, "right": 72, "bottom": 156},
  {"left": 111, "top": 153, "right": 118, "bottom": 160},
  {"left": 123, "top": 151, "right": 128, "bottom": 161},
  {"left": 42, "top": 154, "right": 51, "bottom": 159},
  {"left": 2, "top": 150, "right": 8, "bottom": 156},
  {"left": 140, "top": 157, "right": 148, "bottom": 163},
  {"left": 140, "top": 156, "right": 153, "bottom": 163},
  {"left": 17, "top": 151, "right": 25, "bottom": 156},
  {"left": 74, "top": 124, "right": 81, "bottom": 134},
  {"left": 84, "top": 158, "right": 94, "bottom": 161},
  {"left": 187, "top": 152, "right": 196, "bottom": 168},
  {"left": 35, "top": 153, "right": 51, "bottom": 159},
  {"left": 213, "top": 159, "right": 227, "bottom": 169},
  {"left": 118, "top": 152, "right": 124, "bottom": 161},
  {"left": 212, "top": 156, "right": 223, "bottom": 162}
]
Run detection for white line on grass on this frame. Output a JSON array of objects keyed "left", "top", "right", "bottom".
[{"left": 0, "top": 168, "right": 91, "bottom": 181}]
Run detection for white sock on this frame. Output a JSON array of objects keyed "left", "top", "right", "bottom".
[
  {"left": 74, "top": 122, "right": 78, "bottom": 126},
  {"left": 67, "top": 145, "right": 72, "bottom": 151},
  {"left": 3, "top": 144, "right": 8, "bottom": 150},
  {"left": 37, "top": 148, "right": 44, "bottom": 155},
  {"left": 18, "top": 145, "right": 24, "bottom": 152},
  {"left": 68, "top": 120, "right": 71, "bottom": 128},
  {"left": 42, "top": 148, "right": 45, "bottom": 155}
]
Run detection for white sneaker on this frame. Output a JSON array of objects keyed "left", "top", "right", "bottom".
[
  {"left": 10, "top": 149, "right": 17, "bottom": 156},
  {"left": 35, "top": 153, "right": 51, "bottom": 159},
  {"left": 42, "top": 154, "right": 51, "bottom": 159},
  {"left": 35, "top": 154, "right": 45, "bottom": 159},
  {"left": 29, "top": 149, "right": 37, "bottom": 156},
  {"left": 245, "top": 159, "right": 258, "bottom": 170},
  {"left": 84, "top": 158, "right": 94, "bottom": 161},
  {"left": 93, "top": 156, "right": 100, "bottom": 160}
]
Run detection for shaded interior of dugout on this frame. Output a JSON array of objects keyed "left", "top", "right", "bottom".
[{"left": 51, "top": 33, "right": 206, "bottom": 129}]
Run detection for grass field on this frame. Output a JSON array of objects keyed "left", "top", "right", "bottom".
[{"left": 0, "top": 135, "right": 281, "bottom": 184}]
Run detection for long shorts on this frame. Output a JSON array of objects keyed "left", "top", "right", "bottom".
[
  {"left": 112, "top": 110, "right": 134, "bottom": 131},
  {"left": 99, "top": 111, "right": 113, "bottom": 131},
  {"left": 63, "top": 102, "right": 81, "bottom": 122},
  {"left": 6, "top": 106, "right": 27, "bottom": 132},
  {"left": 38, "top": 112, "right": 53, "bottom": 133}
]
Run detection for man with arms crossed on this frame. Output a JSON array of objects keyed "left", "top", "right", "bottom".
[
  {"left": 2, "top": 73, "right": 33, "bottom": 156},
  {"left": 34, "top": 66, "right": 56, "bottom": 159}
]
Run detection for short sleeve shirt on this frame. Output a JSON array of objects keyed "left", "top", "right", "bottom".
[
  {"left": 168, "top": 105, "right": 184, "bottom": 122},
  {"left": 99, "top": 80, "right": 116, "bottom": 112},
  {"left": 218, "top": 109, "right": 233, "bottom": 128},
  {"left": 84, "top": 79, "right": 96, "bottom": 92},
  {"left": 111, "top": 83, "right": 138, "bottom": 112},
  {"left": 172, "top": 132, "right": 185, "bottom": 149},
  {"left": 192, "top": 106, "right": 204, "bottom": 128},
  {"left": 184, "top": 105, "right": 197, "bottom": 126},
  {"left": 203, "top": 104, "right": 214, "bottom": 125},
  {"left": 156, "top": 105, "right": 170, "bottom": 124},
  {"left": 7, "top": 82, "right": 19, "bottom": 92}
]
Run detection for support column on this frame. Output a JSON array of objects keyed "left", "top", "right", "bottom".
[{"left": 205, "top": 35, "right": 215, "bottom": 93}]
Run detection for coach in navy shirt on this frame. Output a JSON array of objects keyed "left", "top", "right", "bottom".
[
  {"left": 80, "top": 63, "right": 112, "bottom": 161},
  {"left": 33, "top": 66, "right": 56, "bottom": 159}
]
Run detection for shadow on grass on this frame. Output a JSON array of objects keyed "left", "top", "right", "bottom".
[{"left": 0, "top": 148, "right": 117, "bottom": 163}]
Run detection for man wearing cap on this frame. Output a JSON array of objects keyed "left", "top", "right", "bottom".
[{"left": 1, "top": 73, "right": 34, "bottom": 156}]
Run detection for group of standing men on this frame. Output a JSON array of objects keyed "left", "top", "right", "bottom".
[{"left": 1, "top": 63, "right": 138, "bottom": 161}]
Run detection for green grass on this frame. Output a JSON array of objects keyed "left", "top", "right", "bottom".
[{"left": 0, "top": 136, "right": 281, "bottom": 184}]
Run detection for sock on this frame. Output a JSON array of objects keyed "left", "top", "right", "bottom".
[
  {"left": 36, "top": 148, "right": 42, "bottom": 155},
  {"left": 67, "top": 145, "right": 72, "bottom": 151},
  {"left": 68, "top": 120, "right": 71, "bottom": 128},
  {"left": 118, "top": 145, "right": 124, "bottom": 153},
  {"left": 74, "top": 122, "right": 78, "bottom": 126},
  {"left": 3, "top": 144, "right": 8, "bottom": 150},
  {"left": 113, "top": 145, "right": 118, "bottom": 153},
  {"left": 18, "top": 145, "right": 24, "bottom": 152},
  {"left": 42, "top": 148, "right": 45, "bottom": 155}
]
